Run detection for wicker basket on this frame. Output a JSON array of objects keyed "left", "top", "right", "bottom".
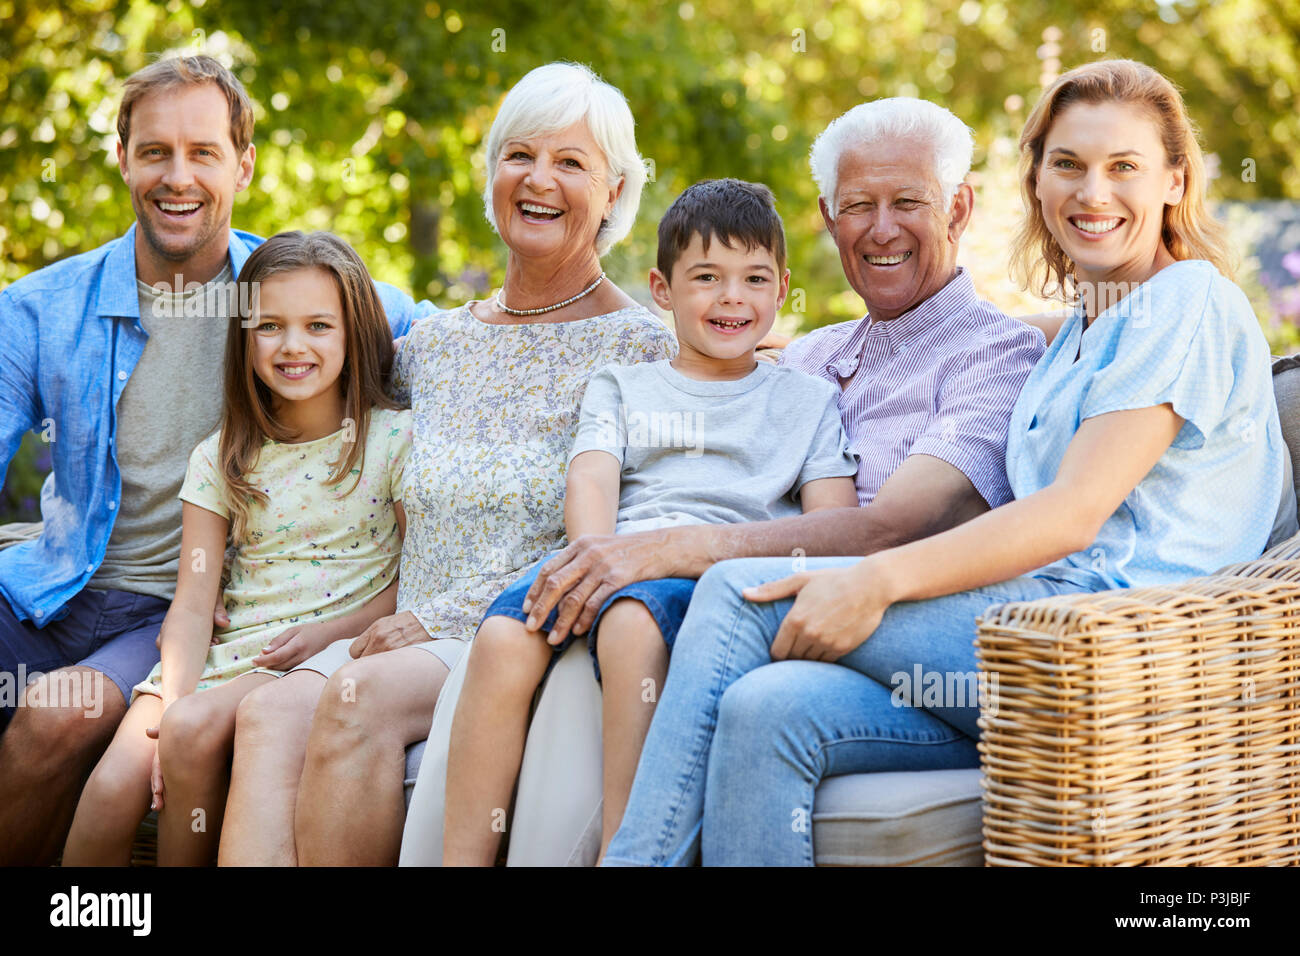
[
  {"left": 976, "top": 572, "right": 1300, "bottom": 866},
  {"left": 1262, "top": 534, "right": 1300, "bottom": 562},
  {"left": 130, "top": 813, "right": 158, "bottom": 867}
]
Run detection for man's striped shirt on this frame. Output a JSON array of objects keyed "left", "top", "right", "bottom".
[{"left": 780, "top": 267, "right": 1045, "bottom": 508}]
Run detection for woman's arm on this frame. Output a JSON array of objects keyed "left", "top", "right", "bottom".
[
  {"left": 159, "top": 502, "right": 231, "bottom": 706},
  {"left": 749, "top": 403, "right": 1185, "bottom": 661},
  {"left": 565, "top": 451, "right": 621, "bottom": 540},
  {"left": 799, "top": 476, "right": 859, "bottom": 513},
  {"left": 875, "top": 403, "right": 1183, "bottom": 602}
]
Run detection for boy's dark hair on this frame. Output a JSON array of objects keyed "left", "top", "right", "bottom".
[{"left": 657, "top": 178, "right": 787, "bottom": 279}]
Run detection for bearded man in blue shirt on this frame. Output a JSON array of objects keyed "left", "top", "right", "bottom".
[{"left": 0, "top": 54, "right": 429, "bottom": 864}]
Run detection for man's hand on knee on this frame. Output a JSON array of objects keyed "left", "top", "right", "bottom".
[{"left": 523, "top": 532, "right": 669, "bottom": 643}]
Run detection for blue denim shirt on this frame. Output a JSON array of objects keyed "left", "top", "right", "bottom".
[{"left": 0, "top": 224, "right": 434, "bottom": 627}]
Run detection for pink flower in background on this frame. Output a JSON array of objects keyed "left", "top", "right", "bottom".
[
  {"left": 1283, "top": 250, "right": 1300, "bottom": 279},
  {"left": 1278, "top": 284, "right": 1300, "bottom": 320}
]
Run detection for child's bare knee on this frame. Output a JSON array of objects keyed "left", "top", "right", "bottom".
[
  {"left": 159, "top": 696, "right": 227, "bottom": 771},
  {"left": 81, "top": 753, "right": 146, "bottom": 809},
  {"left": 469, "top": 616, "right": 550, "bottom": 686},
  {"left": 475, "top": 616, "right": 548, "bottom": 660},
  {"left": 595, "top": 600, "right": 663, "bottom": 657}
]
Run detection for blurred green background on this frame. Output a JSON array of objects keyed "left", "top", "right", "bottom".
[{"left": 3, "top": 0, "right": 1300, "bottom": 521}]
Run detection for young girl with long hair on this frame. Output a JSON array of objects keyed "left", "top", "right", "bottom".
[{"left": 63, "top": 231, "right": 412, "bottom": 865}]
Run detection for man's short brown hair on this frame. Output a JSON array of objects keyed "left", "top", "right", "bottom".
[{"left": 117, "top": 53, "right": 254, "bottom": 155}]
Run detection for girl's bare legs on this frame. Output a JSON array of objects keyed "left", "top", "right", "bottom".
[
  {"left": 442, "top": 617, "right": 553, "bottom": 866},
  {"left": 154, "top": 671, "right": 276, "bottom": 866},
  {"left": 594, "top": 599, "right": 669, "bottom": 862},
  {"left": 62, "top": 695, "right": 165, "bottom": 866},
  {"left": 294, "top": 646, "right": 451, "bottom": 866},
  {"left": 218, "top": 670, "right": 326, "bottom": 866}
]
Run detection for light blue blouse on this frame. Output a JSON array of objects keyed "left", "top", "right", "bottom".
[{"left": 1007, "top": 259, "right": 1294, "bottom": 591}]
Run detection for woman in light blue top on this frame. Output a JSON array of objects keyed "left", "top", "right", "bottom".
[
  {"left": 602, "top": 58, "right": 1295, "bottom": 866},
  {"left": 1008, "top": 255, "right": 1294, "bottom": 590}
]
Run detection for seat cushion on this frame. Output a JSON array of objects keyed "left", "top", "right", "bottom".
[
  {"left": 1273, "top": 354, "right": 1300, "bottom": 507},
  {"left": 812, "top": 768, "right": 984, "bottom": 866},
  {"left": 407, "top": 745, "right": 985, "bottom": 865},
  {"left": 404, "top": 738, "right": 425, "bottom": 808}
]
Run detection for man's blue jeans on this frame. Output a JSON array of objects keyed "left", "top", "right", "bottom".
[{"left": 602, "top": 556, "right": 1092, "bottom": 866}]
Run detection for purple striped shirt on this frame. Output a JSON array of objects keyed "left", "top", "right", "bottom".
[{"left": 780, "top": 267, "right": 1045, "bottom": 508}]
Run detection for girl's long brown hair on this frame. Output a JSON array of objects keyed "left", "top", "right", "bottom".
[
  {"left": 220, "top": 231, "right": 404, "bottom": 545},
  {"left": 1010, "top": 59, "right": 1235, "bottom": 301}
]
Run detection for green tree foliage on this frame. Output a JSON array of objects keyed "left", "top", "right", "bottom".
[
  {"left": 2, "top": 0, "right": 1299, "bottom": 519},
  {"left": 4, "top": 0, "right": 1298, "bottom": 306}
]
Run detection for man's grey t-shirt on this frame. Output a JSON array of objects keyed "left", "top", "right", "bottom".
[
  {"left": 86, "top": 264, "right": 233, "bottom": 599},
  {"left": 568, "top": 360, "right": 858, "bottom": 535}
]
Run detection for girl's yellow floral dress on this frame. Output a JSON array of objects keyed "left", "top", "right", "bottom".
[{"left": 132, "top": 406, "right": 412, "bottom": 699}]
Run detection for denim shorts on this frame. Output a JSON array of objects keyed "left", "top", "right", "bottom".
[
  {"left": 0, "top": 588, "right": 167, "bottom": 728},
  {"left": 482, "top": 556, "right": 697, "bottom": 682}
]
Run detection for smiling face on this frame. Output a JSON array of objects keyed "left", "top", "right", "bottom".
[
  {"left": 490, "top": 121, "right": 622, "bottom": 261},
  {"left": 650, "top": 232, "right": 789, "bottom": 376},
  {"left": 117, "top": 82, "right": 254, "bottom": 286},
  {"left": 250, "top": 267, "right": 347, "bottom": 414},
  {"left": 819, "top": 139, "right": 972, "bottom": 322},
  {"left": 1034, "top": 100, "right": 1186, "bottom": 289}
]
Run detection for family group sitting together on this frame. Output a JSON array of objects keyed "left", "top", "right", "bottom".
[{"left": 0, "top": 51, "right": 1292, "bottom": 867}]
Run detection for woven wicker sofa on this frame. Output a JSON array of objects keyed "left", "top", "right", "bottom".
[
  {"left": 815, "top": 540, "right": 1300, "bottom": 867},
  {"left": 976, "top": 538, "right": 1300, "bottom": 866}
]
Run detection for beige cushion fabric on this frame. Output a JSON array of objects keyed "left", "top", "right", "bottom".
[
  {"left": 0, "top": 522, "right": 42, "bottom": 550},
  {"left": 812, "top": 768, "right": 984, "bottom": 866},
  {"left": 400, "top": 637, "right": 604, "bottom": 866}
]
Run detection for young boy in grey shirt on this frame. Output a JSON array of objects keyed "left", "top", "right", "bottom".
[{"left": 442, "top": 179, "right": 859, "bottom": 864}]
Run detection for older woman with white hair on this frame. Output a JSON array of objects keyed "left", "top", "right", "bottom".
[{"left": 217, "top": 61, "right": 676, "bottom": 866}]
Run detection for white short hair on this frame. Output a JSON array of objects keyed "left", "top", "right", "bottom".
[
  {"left": 809, "top": 97, "right": 974, "bottom": 212},
  {"left": 483, "top": 62, "right": 644, "bottom": 256}
]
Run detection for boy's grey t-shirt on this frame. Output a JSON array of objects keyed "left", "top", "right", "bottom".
[{"left": 569, "top": 360, "right": 858, "bottom": 535}]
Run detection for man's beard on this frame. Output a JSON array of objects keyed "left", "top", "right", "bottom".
[{"left": 134, "top": 192, "right": 222, "bottom": 265}]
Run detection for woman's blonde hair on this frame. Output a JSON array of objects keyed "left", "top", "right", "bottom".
[
  {"left": 1010, "top": 58, "right": 1234, "bottom": 300},
  {"left": 220, "top": 231, "right": 404, "bottom": 546}
]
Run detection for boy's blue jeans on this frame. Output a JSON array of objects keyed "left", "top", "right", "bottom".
[{"left": 601, "top": 556, "right": 1091, "bottom": 867}]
